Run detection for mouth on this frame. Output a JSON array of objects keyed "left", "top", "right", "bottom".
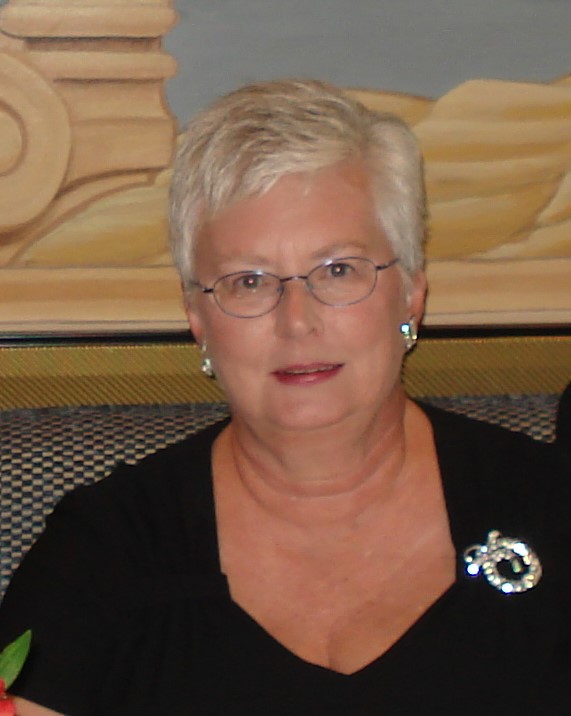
[
  {"left": 272, "top": 363, "right": 343, "bottom": 384},
  {"left": 277, "top": 364, "right": 341, "bottom": 375}
]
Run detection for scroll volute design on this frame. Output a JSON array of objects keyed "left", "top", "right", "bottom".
[
  {"left": 0, "top": 49, "right": 72, "bottom": 231},
  {"left": 0, "top": 0, "right": 177, "bottom": 239}
]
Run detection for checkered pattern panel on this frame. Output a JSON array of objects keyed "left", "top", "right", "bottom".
[
  {"left": 424, "top": 394, "right": 558, "bottom": 443},
  {"left": 0, "top": 396, "right": 558, "bottom": 600}
]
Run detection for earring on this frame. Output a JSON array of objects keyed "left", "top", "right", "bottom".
[
  {"left": 200, "top": 342, "right": 215, "bottom": 378},
  {"left": 400, "top": 317, "right": 418, "bottom": 352}
]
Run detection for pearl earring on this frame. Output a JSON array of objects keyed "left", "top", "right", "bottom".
[
  {"left": 200, "top": 342, "right": 215, "bottom": 378},
  {"left": 400, "top": 317, "right": 418, "bottom": 352}
]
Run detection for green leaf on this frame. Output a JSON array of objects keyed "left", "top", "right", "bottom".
[{"left": 0, "top": 630, "right": 32, "bottom": 689}]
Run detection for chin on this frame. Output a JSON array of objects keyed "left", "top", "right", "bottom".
[{"left": 263, "top": 394, "right": 360, "bottom": 432}]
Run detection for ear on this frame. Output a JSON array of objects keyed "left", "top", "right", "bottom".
[
  {"left": 184, "top": 292, "right": 204, "bottom": 344},
  {"left": 406, "top": 270, "right": 427, "bottom": 324}
]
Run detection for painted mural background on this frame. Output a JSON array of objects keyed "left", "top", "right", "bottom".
[{"left": 1, "top": 0, "right": 569, "bottom": 333}]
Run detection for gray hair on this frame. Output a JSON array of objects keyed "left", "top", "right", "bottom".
[{"left": 169, "top": 79, "right": 426, "bottom": 286}]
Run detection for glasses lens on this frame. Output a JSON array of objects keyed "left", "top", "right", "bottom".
[
  {"left": 214, "top": 271, "right": 281, "bottom": 317},
  {"left": 309, "top": 258, "right": 377, "bottom": 306}
]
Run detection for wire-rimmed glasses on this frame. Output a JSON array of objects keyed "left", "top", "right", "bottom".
[{"left": 188, "top": 256, "right": 399, "bottom": 318}]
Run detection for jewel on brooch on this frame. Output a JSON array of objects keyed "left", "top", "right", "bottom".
[{"left": 463, "top": 530, "right": 542, "bottom": 594}]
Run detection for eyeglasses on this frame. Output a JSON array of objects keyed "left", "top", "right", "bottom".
[{"left": 188, "top": 256, "right": 399, "bottom": 318}]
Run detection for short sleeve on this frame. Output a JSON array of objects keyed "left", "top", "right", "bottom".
[
  {"left": 0, "top": 482, "right": 127, "bottom": 715},
  {"left": 0, "top": 423, "right": 224, "bottom": 716}
]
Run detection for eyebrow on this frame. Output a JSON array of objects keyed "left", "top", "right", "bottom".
[
  {"left": 215, "top": 253, "right": 274, "bottom": 271},
  {"left": 214, "top": 242, "right": 371, "bottom": 272},
  {"left": 310, "top": 242, "right": 370, "bottom": 260}
]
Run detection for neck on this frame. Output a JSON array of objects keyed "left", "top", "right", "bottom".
[{"left": 215, "top": 390, "right": 419, "bottom": 528}]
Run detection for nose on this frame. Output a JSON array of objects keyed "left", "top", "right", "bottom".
[{"left": 274, "top": 276, "right": 323, "bottom": 339}]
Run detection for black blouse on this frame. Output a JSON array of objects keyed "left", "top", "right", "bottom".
[{"left": 1, "top": 404, "right": 569, "bottom": 715}]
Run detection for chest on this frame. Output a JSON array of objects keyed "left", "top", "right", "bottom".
[{"left": 220, "top": 501, "right": 456, "bottom": 674}]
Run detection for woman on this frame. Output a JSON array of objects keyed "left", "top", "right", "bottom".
[{"left": 1, "top": 80, "right": 568, "bottom": 715}]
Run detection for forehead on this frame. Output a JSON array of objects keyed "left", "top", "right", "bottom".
[{"left": 195, "top": 161, "right": 389, "bottom": 270}]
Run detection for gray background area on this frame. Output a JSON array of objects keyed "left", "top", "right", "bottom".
[
  {"left": 166, "top": 0, "right": 570, "bottom": 124},
  {"left": 0, "top": 0, "right": 568, "bottom": 121}
]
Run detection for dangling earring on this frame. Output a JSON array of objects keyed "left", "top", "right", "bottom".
[
  {"left": 400, "top": 317, "right": 418, "bottom": 352},
  {"left": 200, "top": 341, "right": 215, "bottom": 378}
]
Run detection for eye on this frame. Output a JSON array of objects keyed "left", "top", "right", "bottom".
[
  {"left": 325, "top": 262, "right": 354, "bottom": 279},
  {"left": 229, "top": 272, "right": 266, "bottom": 293}
]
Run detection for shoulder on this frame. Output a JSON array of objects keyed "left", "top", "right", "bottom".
[
  {"left": 0, "top": 424, "right": 228, "bottom": 716},
  {"left": 419, "top": 401, "right": 570, "bottom": 542},
  {"left": 58, "top": 417, "right": 227, "bottom": 522},
  {"left": 20, "top": 419, "right": 229, "bottom": 600},
  {"left": 0, "top": 419, "right": 228, "bottom": 640},
  {"left": 419, "top": 400, "right": 563, "bottom": 493},
  {"left": 420, "top": 400, "right": 558, "bottom": 466}
]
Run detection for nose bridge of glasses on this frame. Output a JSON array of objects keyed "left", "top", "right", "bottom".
[
  {"left": 280, "top": 272, "right": 309, "bottom": 284},
  {"left": 275, "top": 273, "right": 320, "bottom": 311},
  {"left": 273, "top": 273, "right": 325, "bottom": 334},
  {"left": 279, "top": 272, "right": 312, "bottom": 293}
]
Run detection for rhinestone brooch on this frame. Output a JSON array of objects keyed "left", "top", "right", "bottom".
[{"left": 463, "top": 530, "right": 542, "bottom": 594}]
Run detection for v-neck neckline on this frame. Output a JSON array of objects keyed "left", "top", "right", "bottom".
[{"left": 190, "top": 402, "right": 493, "bottom": 678}]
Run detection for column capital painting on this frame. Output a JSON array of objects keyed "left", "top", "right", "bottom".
[{"left": 0, "top": 0, "right": 569, "bottom": 333}]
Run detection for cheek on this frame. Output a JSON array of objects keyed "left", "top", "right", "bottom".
[
  {"left": 349, "top": 295, "right": 406, "bottom": 379},
  {"left": 206, "top": 314, "right": 270, "bottom": 369},
  {"left": 355, "top": 289, "right": 404, "bottom": 346}
]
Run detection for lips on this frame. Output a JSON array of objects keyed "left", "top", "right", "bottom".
[{"left": 272, "top": 363, "right": 343, "bottom": 385}]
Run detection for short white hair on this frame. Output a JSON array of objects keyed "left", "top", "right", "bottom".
[{"left": 169, "top": 79, "right": 426, "bottom": 286}]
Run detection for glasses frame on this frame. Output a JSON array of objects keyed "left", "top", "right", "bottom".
[{"left": 188, "top": 256, "right": 400, "bottom": 318}]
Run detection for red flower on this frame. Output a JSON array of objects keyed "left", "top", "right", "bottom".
[
  {"left": 0, "top": 700, "right": 15, "bottom": 716},
  {"left": 0, "top": 679, "right": 15, "bottom": 716},
  {"left": 0, "top": 631, "right": 32, "bottom": 716}
]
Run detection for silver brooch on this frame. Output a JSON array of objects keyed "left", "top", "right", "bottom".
[{"left": 463, "top": 530, "right": 542, "bottom": 594}]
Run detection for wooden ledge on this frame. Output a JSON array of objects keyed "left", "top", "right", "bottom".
[{"left": 0, "top": 335, "right": 568, "bottom": 409}]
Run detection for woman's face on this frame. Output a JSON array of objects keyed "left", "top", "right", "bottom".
[{"left": 186, "top": 161, "right": 425, "bottom": 433}]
